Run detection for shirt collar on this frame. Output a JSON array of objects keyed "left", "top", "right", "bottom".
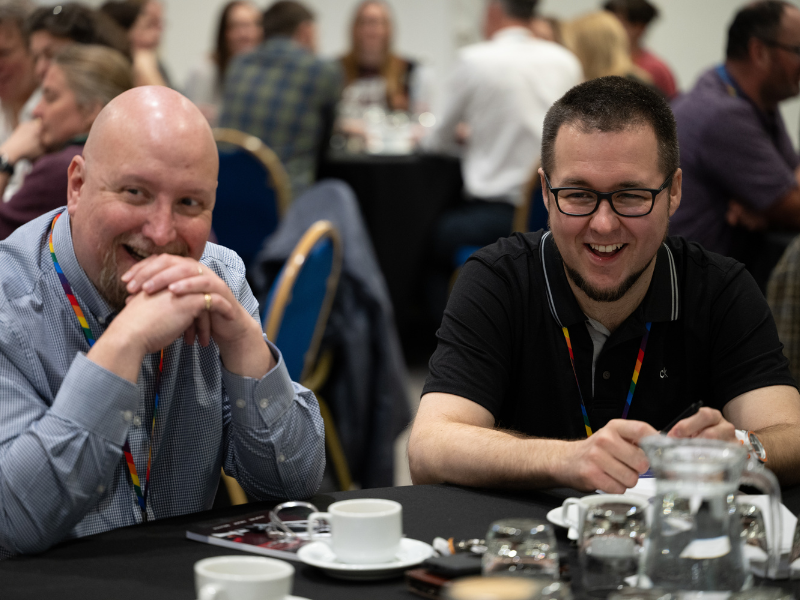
[
  {"left": 491, "top": 26, "right": 534, "bottom": 43},
  {"left": 540, "top": 231, "right": 681, "bottom": 328},
  {"left": 52, "top": 209, "right": 116, "bottom": 323}
]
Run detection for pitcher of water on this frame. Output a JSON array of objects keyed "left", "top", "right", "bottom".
[{"left": 638, "top": 436, "right": 782, "bottom": 591}]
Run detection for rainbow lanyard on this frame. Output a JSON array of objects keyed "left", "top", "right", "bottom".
[
  {"left": 561, "top": 322, "right": 651, "bottom": 437},
  {"left": 49, "top": 213, "right": 163, "bottom": 520}
]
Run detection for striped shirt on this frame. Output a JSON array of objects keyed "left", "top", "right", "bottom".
[{"left": 0, "top": 208, "right": 325, "bottom": 557}]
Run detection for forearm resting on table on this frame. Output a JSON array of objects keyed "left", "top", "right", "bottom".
[
  {"left": 755, "top": 423, "right": 800, "bottom": 485},
  {"left": 408, "top": 392, "right": 567, "bottom": 488},
  {"left": 724, "top": 385, "right": 800, "bottom": 485}
]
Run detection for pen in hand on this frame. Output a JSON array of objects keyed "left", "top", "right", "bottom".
[{"left": 661, "top": 401, "right": 704, "bottom": 435}]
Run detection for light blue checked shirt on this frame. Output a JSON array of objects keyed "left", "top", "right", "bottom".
[{"left": 0, "top": 208, "right": 325, "bottom": 557}]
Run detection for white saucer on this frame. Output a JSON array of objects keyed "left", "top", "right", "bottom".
[{"left": 296, "top": 538, "right": 435, "bottom": 581}]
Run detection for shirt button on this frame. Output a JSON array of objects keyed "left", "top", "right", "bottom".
[
  {"left": 602, "top": 371, "right": 611, "bottom": 380},
  {"left": 122, "top": 410, "right": 133, "bottom": 422},
  {"left": 260, "top": 398, "right": 269, "bottom": 409},
  {"left": 278, "top": 454, "right": 286, "bottom": 463},
  {"left": 97, "top": 316, "right": 105, "bottom": 325},
  {"left": 235, "top": 399, "right": 246, "bottom": 409},
  {"left": 96, "top": 484, "right": 105, "bottom": 494},
  {"left": 132, "top": 416, "right": 142, "bottom": 427}
]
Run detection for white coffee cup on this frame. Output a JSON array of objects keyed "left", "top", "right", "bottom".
[
  {"left": 194, "top": 555, "right": 294, "bottom": 600},
  {"left": 562, "top": 494, "right": 648, "bottom": 540},
  {"left": 307, "top": 498, "right": 402, "bottom": 564}
]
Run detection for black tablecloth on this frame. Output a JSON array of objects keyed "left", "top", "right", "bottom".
[
  {"left": 318, "top": 154, "right": 463, "bottom": 360},
  {"left": 4, "top": 484, "right": 800, "bottom": 600}
]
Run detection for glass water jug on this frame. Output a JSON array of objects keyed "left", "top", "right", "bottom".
[{"left": 638, "top": 436, "right": 782, "bottom": 591}]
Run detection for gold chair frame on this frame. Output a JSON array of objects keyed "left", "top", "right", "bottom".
[
  {"left": 223, "top": 221, "right": 350, "bottom": 503},
  {"left": 212, "top": 127, "right": 293, "bottom": 216},
  {"left": 512, "top": 161, "right": 543, "bottom": 233}
]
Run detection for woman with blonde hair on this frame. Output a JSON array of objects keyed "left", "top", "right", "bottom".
[
  {"left": 339, "top": 0, "right": 431, "bottom": 115},
  {"left": 0, "top": 44, "right": 133, "bottom": 238},
  {"left": 562, "top": 11, "right": 655, "bottom": 87}
]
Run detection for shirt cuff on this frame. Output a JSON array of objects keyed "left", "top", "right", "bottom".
[
  {"left": 223, "top": 340, "right": 296, "bottom": 426},
  {"left": 50, "top": 352, "right": 139, "bottom": 446}
]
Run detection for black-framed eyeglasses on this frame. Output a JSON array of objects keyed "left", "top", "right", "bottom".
[
  {"left": 760, "top": 38, "right": 800, "bottom": 57},
  {"left": 543, "top": 171, "right": 674, "bottom": 217}
]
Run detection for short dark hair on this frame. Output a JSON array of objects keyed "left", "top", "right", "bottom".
[
  {"left": 262, "top": 1, "right": 313, "bottom": 39},
  {"left": 727, "top": 0, "right": 789, "bottom": 61},
  {"left": 496, "top": 0, "right": 538, "bottom": 20},
  {"left": 603, "top": 0, "right": 659, "bottom": 26},
  {"left": 541, "top": 76, "right": 679, "bottom": 179},
  {"left": 98, "top": 0, "right": 145, "bottom": 32},
  {"left": 26, "top": 3, "right": 130, "bottom": 59}
]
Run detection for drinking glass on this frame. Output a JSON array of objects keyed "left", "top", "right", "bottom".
[
  {"left": 482, "top": 519, "right": 559, "bottom": 578},
  {"left": 578, "top": 500, "right": 647, "bottom": 596}
]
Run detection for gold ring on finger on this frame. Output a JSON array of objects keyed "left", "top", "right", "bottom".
[
  {"left": 204, "top": 293, "right": 212, "bottom": 311},
  {"left": 198, "top": 266, "right": 203, "bottom": 275}
]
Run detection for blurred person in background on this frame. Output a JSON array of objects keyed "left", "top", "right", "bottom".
[
  {"left": 422, "top": 0, "right": 581, "bottom": 323},
  {"left": 530, "top": 15, "right": 562, "bottom": 44},
  {"left": 184, "top": 1, "right": 262, "bottom": 125},
  {"left": 562, "top": 11, "right": 655, "bottom": 88},
  {"left": 100, "top": 0, "right": 169, "bottom": 87},
  {"left": 339, "top": 1, "right": 432, "bottom": 116},
  {"left": 0, "top": 44, "right": 133, "bottom": 238},
  {"left": 671, "top": 1, "right": 800, "bottom": 290},
  {"left": 0, "top": 0, "right": 37, "bottom": 144},
  {"left": 220, "top": 1, "right": 341, "bottom": 197},
  {"left": 604, "top": 0, "right": 677, "bottom": 99},
  {"left": 26, "top": 2, "right": 130, "bottom": 83}
]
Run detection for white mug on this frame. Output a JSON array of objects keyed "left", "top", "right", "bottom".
[
  {"left": 194, "top": 555, "right": 294, "bottom": 600},
  {"left": 562, "top": 495, "right": 648, "bottom": 540},
  {"left": 307, "top": 498, "right": 402, "bottom": 564}
]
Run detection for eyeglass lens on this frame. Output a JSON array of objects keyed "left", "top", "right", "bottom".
[{"left": 557, "top": 189, "right": 653, "bottom": 216}]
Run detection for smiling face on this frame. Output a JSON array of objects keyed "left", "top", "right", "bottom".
[
  {"left": 33, "top": 64, "right": 98, "bottom": 151},
  {"left": 129, "top": 1, "right": 164, "bottom": 51},
  {"left": 354, "top": 2, "right": 390, "bottom": 58},
  {"left": 67, "top": 87, "right": 218, "bottom": 309},
  {"left": 543, "top": 122, "right": 681, "bottom": 304},
  {"left": 29, "top": 30, "right": 71, "bottom": 82},
  {"left": 225, "top": 2, "right": 262, "bottom": 57},
  {"left": 0, "top": 22, "right": 35, "bottom": 103}
]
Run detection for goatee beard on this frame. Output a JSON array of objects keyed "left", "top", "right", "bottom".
[
  {"left": 95, "top": 234, "right": 189, "bottom": 312},
  {"left": 562, "top": 253, "right": 655, "bottom": 303}
]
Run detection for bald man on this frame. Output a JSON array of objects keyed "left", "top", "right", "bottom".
[{"left": 0, "top": 87, "right": 325, "bottom": 557}]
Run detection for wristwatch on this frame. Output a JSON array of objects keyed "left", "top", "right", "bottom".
[
  {"left": 0, "top": 154, "right": 14, "bottom": 175},
  {"left": 735, "top": 429, "right": 767, "bottom": 463}
]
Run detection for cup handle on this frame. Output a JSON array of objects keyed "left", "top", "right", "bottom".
[
  {"left": 307, "top": 511, "right": 330, "bottom": 541},
  {"left": 562, "top": 498, "right": 582, "bottom": 530},
  {"left": 198, "top": 584, "right": 221, "bottom": 600}
]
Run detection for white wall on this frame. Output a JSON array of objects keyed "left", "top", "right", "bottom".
[{"left": 78, "top": 0, "right": 800, "bottom": 145}]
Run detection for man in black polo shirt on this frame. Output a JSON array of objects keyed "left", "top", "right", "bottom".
[{"left": 408, "top": 76, "right": 800, "bottom": 492}]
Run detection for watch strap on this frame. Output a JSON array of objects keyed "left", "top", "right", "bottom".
[{"left": 0, "top": 154, "right": 14, "bottom": 175}]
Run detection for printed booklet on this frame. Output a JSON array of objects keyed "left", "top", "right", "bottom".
[{"left": 186, "top": 507, "right": 325, "bottom": 561}]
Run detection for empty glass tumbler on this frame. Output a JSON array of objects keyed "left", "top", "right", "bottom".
[{"left": 482, "top": 519, "right": 560, "bottom": 578}]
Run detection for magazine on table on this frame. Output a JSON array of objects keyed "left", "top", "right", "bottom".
[{"left": 186, "top": 506, "right": 328, "bottom": 562}]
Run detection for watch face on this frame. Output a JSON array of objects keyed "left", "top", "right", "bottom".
[{"left": 748, "top": 432, "right": 767, "bottom": 460}]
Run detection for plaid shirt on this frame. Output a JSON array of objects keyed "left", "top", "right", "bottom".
[
  {"left": 0, "top": 208, "right": 325, "bottom": 557},
  {"left": 768, "top": 235, "right": 800, "bottom": 383},
  {"left": 220, "top": 37, "right": 342, "bottom": 196}
]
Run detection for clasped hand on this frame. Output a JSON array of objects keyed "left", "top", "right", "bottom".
[
  {"left": 563, "top": 408, "right": 737, "bottom": 493},
  {"left": 110, "top": 254, "right": 273, "bottom": 378}
]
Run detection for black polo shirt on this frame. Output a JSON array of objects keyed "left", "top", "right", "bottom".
[{"left": 423, "top": 231, "right": 795, "bottom": 439}]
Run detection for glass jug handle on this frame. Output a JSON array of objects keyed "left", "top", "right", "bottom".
[{"left": 741, "top": 458, "right": 783, "bottom": 579}]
